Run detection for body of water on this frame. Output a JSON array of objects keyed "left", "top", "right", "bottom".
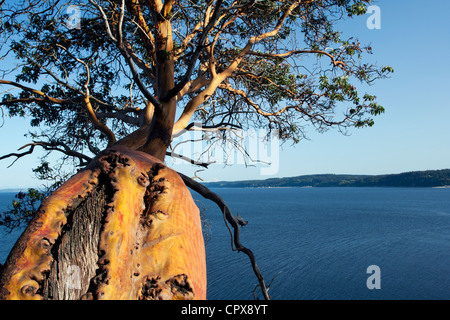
[
  {"left": 1, "top": 187, "right": 450, "bottom": 300},
  {"left": 0, "top": 192, "right": 25, "bottom": 266},
  {"left": 199, "top": 187, "right": 450, "bottom": 300}
]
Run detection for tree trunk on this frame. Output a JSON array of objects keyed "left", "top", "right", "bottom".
[
  {"left": 0, "top": 11, "right": 208, "bottom": 301},
  {"left": 0, "top": 146, "right": 207, "bottom": 300}
]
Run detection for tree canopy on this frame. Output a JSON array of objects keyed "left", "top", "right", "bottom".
[{"left": 0, "top": 0, "right": 392, "bottom": 228}]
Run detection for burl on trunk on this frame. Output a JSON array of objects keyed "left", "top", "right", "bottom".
[{"left": 0, "top": 146, "right": 206, "bottom": 300}]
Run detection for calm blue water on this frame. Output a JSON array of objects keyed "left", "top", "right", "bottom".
[
  {"left": 197, "top": 187, "right": 450, "bottom": 300},
  {"left": 1, "top": 187, "right": 450, "bottom": 300},
  {"left": 0, "top": 192, "right": 26, "bottom": 265}
]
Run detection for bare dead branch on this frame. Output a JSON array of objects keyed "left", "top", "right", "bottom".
[
  {"left": 193, "top": 169, "right": 205, "bottom": 181},
  {"left": 166, "top": 151, "right": 213, "bottom": 168},
  {"left": 178, "top": 172, "right": 270, "bottom": 300},
  {"left": 253, "top": 271, "right": 282, "bottom": 300}
]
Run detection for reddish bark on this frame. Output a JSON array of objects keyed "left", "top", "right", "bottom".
[{"left": 0, "top": 146, "right": 206, "bottom": 300}]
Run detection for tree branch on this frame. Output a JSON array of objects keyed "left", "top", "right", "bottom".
[
  {"left": 96, "top": 111, "right": 140, "bottom": 126},
  {"left": 219, "top": 82, "right": 293, "bottom": 117},
  {"left": 83, "top": 96, "right": 117, "bottom": 146},
  {"left": 117, "top": 0, "right": 126, "bottom": 47},
  {"left": 0, "top": 80, "right": 79, "bottom": 105},
  {"left": 178, "top": 172, "right": 270, "bottom": 300},
  {"left": 172, "top": 74, "right": 225, "bottom": 135},
  {"left": 127, "top": 0, "right": 157, "bottom": 66},
  {"left": 165, "top": 0, "right": 224, "bottom": 101},
  {"left": 208, "top": 14, "right": 239, "bottom": 78},
  {"left": 174, "top": 20, "right": 203, "bottom": 59},
  {"left": 119, "top": 45, "right": 161, "bottom": 108},
  {"left": 222, "top": 1, "right": 301, "bottom": 77},
  {"left": 10, "top": 50, "right": 113, "bottom": 108},
  {"left": 173, "top": 1, "right": 302, "bottom": 134},
  {"left": 166, "top": 151, "right": 213, "bottom": 168},
  {"left": 90, "top": 0, "right": 160, "bottom": 108},
  {"left": 89, "top": 0, "right": 117, "bottom": 42},
  {"left": 248, "top": 49, "right": 346, "bottom": 68},
  {"left": 0, "top": 141, "right": 93, "bottom": 168},
  {"left": 0, "top": 96, "right": 80, "bottom": 106},
  {"left": 174, "top": 68, "right": 210, "bottom": 101},
  {"left": 55, "top": 43, "right": 117, "bottom": 146}
]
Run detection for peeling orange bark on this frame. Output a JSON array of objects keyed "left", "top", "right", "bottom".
[{"left": 0, "top": 146, "right": 206, "bottom": 300}]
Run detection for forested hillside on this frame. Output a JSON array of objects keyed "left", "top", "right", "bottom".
[{"left": 205, "top": 169, "right": 450, "bottom": 188}]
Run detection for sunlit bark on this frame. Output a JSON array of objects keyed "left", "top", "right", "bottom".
[{"left": 0, "top": 146, "right": 206, "bottom": 300}]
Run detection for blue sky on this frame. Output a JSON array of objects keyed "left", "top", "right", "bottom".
[{"left": 1, "top": 1, "right": 450, "bottom": 189}]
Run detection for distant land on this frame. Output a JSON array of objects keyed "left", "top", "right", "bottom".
[
  {"left": 1, "top": 169, "right": 450, "bottom": 193},
  {"left": 0, "top": 188, "right": 25, "bottom": 193},
  {"left": 204, "top": 169, "right": 450, "bottom": 188}
]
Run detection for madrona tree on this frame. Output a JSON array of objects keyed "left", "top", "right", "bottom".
[{"left": 0, "top": 0, "right": 392, "bottom": 300}]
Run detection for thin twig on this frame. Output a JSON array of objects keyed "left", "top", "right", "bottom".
[
  {"left": 0, "top": 141, "right": 92, "bottom": 167},
  {"left": 253, "top": 271, "right": 281, "bottom": 300}
]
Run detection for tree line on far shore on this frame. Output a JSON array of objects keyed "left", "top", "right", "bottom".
[{"left": 205, "top": 169, "right": 450, "bottom": 188}]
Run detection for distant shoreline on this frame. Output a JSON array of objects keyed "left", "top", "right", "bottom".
[
  {"left": 2, "top": 169, "right": 450, "bottom": 192},
  {"left": 207, "top": 185, "right": 450, "bottom": 189},
  {"left": 0, "top": 189, "right": 24, "bottom": 193},
  {"left": 204, "top": 169, "right": 450, "bottom": 189}
]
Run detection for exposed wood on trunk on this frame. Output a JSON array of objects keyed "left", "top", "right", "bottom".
[
  {"left": 43, "top": 184, "right": 108, "bottom": 299},
  {"left": 0, "top": 147, "right": 206, "bottom": 300}
]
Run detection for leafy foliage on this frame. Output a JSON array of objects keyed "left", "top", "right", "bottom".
[
  {"left": 0, "top": 188, "right": 47, "bottom": 232},
  {"left": 0, "top": 0, "right": 393, "bottom": 229}
]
